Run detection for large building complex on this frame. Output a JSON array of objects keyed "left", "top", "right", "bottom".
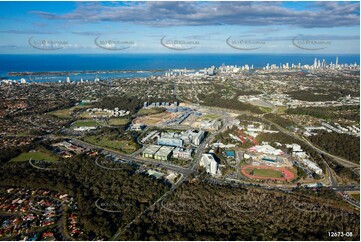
[
  {"left": 301, "top": 159, "right": 323, "bottom": 175},
  {"left": 142, "top": 145, "right": 162, "bottom": 159},
  {"left": 154, "top": 146, "right": 174, "bottom": 161},
  {"left": 157, "top": 137, "right": 184, "bottom": 147},
  {"left": 173, "top": 147, "right": 193, "bottom": 160},
  {"left": 157, "top": 130, "right": 205, "bottom": 147}
]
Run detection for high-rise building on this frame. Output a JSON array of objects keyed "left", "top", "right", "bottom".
[
  {"left": 200, "top": 154, "right": 219, "bottom": 175},
  {"left": 322, "top": 59, "right": 326, "bottom": 68},
  {"left": 336, "top": 56, "right": 339, "bottom": 68}
]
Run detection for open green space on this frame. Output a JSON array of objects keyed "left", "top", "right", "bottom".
[
  {"left": 245, "top": 168, "right": 283, "bottom": 178},
  {"left": 349, "top": 193, "right": 360, "bottom": 201},
  {"left": 199, "top": 113, "right": 221, "bottom": 120},
  {"left": 72, "top": 119, "right": 99, "bottom": 127},
  {"left": 108, "top": 118, "right": 129, "bottom": 126},
  {"left": 48, "top": 104, "right": 91, "bottom": 118},
  {"left": 84, "top": 135, "right": 138, "bottom": 154},
  {"left": 48, "top": 108, "right": 73, "bottom": 118},
  {"left": 137, "top": 108, "right": 165, "bottom": 116},
  {"left": 10, "top": 151, "right": 58, "bottom": 162},
  {"left": 258, "top": 106, "right": 273, "bottom": 113},
  {"left": 286, "top": 105, "right": 359, "bottom": 121}
]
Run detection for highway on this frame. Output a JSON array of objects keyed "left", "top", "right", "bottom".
[
  {"left": 194, "top": 104, "right": 359, "bottom": 169},
  {"left": 70, "top": 138, "right": 191, "bottom": 175},
  {"left": 258, "top": 115, "right": 359, "bottom": 169},
  {"left": 29, "top": 103, "right": 359, "bottom": 240}
]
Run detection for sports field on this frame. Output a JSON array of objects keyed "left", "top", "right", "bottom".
[
  {"left": 241, "top": 165, "right": 295, "bottom": 181},
  {"left": 84, "top": 135, "right": 138, "bottom": 154},
  {"left": 72, "top": 119, "right": 99, "bottom": 127},
  {"left": 245, "top": 168, "right": 283, "bottom": 178},
  {"left": 11, "top": 151, "right": 58, "bottom": 162},
  {"left": 48, "top": 104, "right": 90, "bottom": 118},
  {"left": 137, "top": 107, "right": 165, "bottom": 115},
  {"left": 108, "top": 118, "right": 129, "bottom": 126}
]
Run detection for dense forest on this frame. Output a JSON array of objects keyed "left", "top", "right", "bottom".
[
  {"left": 119, "top": 181, "right": 359, "bottom": 241},
  {"left": 0, "top": 141, "right": 359, "bottom": 240},
  {"left": 95, "top": 95, "right": 179, "bottom": 115},
  {"left": 308, "top": 132, "right": 360, "bottom": 164},
  {"left": 198, "top": 93, "right": 264, "bottom": 114},
  {"left": 264, "top": 113, "right": 296, "bottom": 129},
  {"left": 286, "top": 106, "right": 360, "bottom": 122},
  {"left": 0, "top": 154, "right": 170, "bottom": 239},
  {"left": 286, "top": 89, "right": 359, "bottom": 102},
  {"left": 94, "top": 96, "right": 143, "bottom": 114}
]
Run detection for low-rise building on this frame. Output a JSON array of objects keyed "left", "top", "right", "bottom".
[
  {"left": 73, "top": 126, "right": 97, "bottom": 132},
  {"left": 248, "top": 144, "right": 284, "bottom": 156},
  {"left": 302, "top": 159, "right": 323, "bottom": 175},
  {"left": 157, "top": 137, "right": 183, "bottom": 147},
  {"left": 154, "top": 146, "right": 174, "bottom": 161},
  {"left": 173, "top": 147, "right": 192, "bottom": 160},
  {"left": 142, "top": 145, "right": 161, "bottom": 159}
]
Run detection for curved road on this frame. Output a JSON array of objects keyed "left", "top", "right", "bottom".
[{"left": 259, "top": 116, "right": 359, "bottom": 168}]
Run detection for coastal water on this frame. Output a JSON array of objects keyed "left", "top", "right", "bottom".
[{"left": 0, "top": 54, "right": 359, "bottom": 82}]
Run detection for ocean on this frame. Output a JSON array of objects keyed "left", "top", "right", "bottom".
[{"left": 0, "top": 54, "right": 359, "bottom": 82}]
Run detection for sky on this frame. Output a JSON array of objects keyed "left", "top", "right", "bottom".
[{"left": 0, "top": 1, "right": 359, "bottom": 54}]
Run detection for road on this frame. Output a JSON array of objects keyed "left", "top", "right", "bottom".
[
  {"left": 317, "top": 153, "right": 337, "bottom": 187},
  {"left": 193, "top": 104, "right": 359, "bottom": 169},
  {"left": 111, "top": 117, "right": 229, "bottom": 240},
  {"left": 70, "top": 138, "right": 191, "bottom": 175},
  {"left": 258, "top": 115, "right": 359, "bottom": 168},
  {"left": 29, "top": 102, "right": 359, "bottom": 239}
]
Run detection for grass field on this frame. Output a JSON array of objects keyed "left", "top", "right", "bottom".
[
  {"left": 11, "top": 151, "right": 58, "bottom": 162},
  {"left": 48, "top": 108, "right": 73, "bottom": 118},
  {"left": 349, "top": 193, "right": 360, "bottom": 201},
  {"left": 108, "top": 118, "right": 129, "bottom": 126},
  {"left": 259, "top": 106, "right": 273, "bottom": 113},
  {"left": 198, "top": 113, "right": 221, "bottom": 121},
  {"left": 72, "top": 119, "right": 99, "bottom": 127},
  {"left": 84, "top": 136, "right": 138, "bottom": 154},
  {"left": 138, "top": 108, "right": 165, "bottom": 116},
  {"left": 245, "top": 168, "right": 283, "bottom": 178},
  {"left": 48, "top": 104, "right": 91, "bottom": 118}
]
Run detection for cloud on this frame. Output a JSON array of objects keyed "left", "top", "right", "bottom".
[
  {"left": 72, "top": 31, "right": 107, "bottom": 36},
  {"left": 71, "top": 30, "right": 133, "bottom": 36},
  {"left": 0, "top": 44, "right": 21, "bottom": 49},
  {"left": 0, "top": 30, "right": 58, "bottom": 34},
  {"left": 29, "top": 1, "right": 360, "bottom": 28},
  {"left": 232, "top": 34, "right": 360, "bottom": 41}
]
